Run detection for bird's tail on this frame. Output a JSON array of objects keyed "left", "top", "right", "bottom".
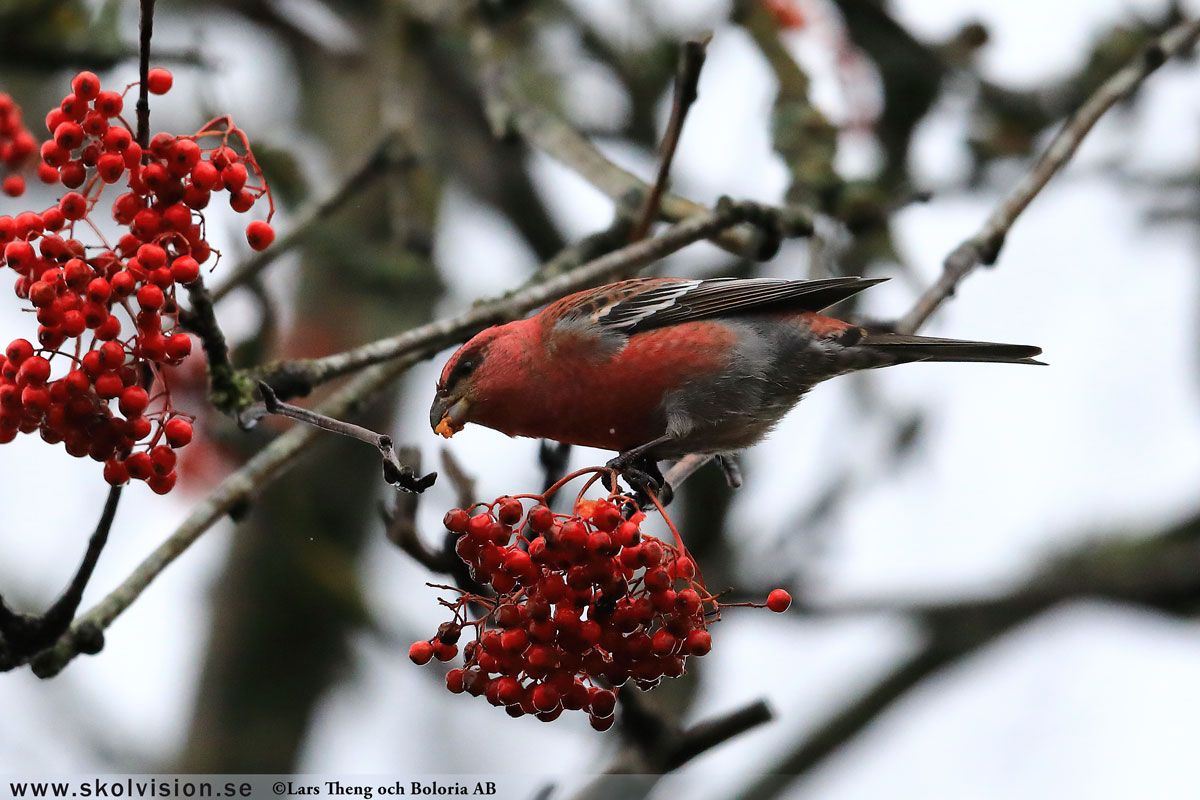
[{"left": 858, "top": 332, "right": 1045, "bottom": 365}]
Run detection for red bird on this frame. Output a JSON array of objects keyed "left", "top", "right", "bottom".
[{"left": 430, "top": 277, "right": 1041, "bottom": 469}]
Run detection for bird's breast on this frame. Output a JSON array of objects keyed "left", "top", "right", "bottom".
[{"left": 487, "top": 321, "right": 738, "bottom": 451}]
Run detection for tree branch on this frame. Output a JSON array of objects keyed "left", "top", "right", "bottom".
[
  {"left": 0, "top": 486, "right": 122, "bottom": 671},
  {"left": 472, "top": 30, "right": 792, "bottom": 260},
  {"left": 255, "top": 382, "right": 436, "bottom": 492},
  {"left": 135, "top": 0, "right": 156, "bottom": 150},
  {"left": 179, "top": 278, "right": 251, "bottom": 413},
  {"left": 897, "top": 17, "right": 1200, "bottom": 334},
  {"left": 630, "top": 36, "right": 710, "bottom": 242}
]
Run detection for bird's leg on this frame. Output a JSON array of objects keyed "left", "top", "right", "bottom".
[
  {"left": 714, "top": 453, "right": 742, "bottom": 489},
  {"left": 606, "top": 434, "right": 675, "bottom": 474}
]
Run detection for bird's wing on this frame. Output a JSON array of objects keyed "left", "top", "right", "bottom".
[{"left": 548, "top": 276, "right": 887, "bottom": 335}]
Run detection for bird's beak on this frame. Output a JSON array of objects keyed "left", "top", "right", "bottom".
[{"left": 430, "top": 392, "right": 470, "bottom": 439}]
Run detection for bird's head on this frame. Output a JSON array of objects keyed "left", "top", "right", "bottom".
[{"left": 429, "top": 321, "right": 530, "bottom": 438}]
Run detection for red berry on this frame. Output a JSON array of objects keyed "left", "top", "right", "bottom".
[
  {"left": 93, "top": 373, "right": 123, "bottom": 398},
  {"left": 245, "top": 220, "right": 274, "bottom": 250},
  {"left": 118, "top": 386, "right": 149, "bottom": 417},
  {"left": 125, "top": 451, "right": 153, "bottom": 479},
  {"left": 5, "top": 339, "right": 33, "bottom": 365},
  {"left": 684, "top": 629, "right": 711, "bottom": 657},
  {"left": 532, "top": 684, "right": 560, "bottom": 712},
  {"left": 527, "top": 504, "right": 554, "bottom": 532},
  {"left": 163, "top": 418, "right": 193, "bottom": 447},
  {"left": 589, "top": 689, "right": 617, "bottom": 718},
  {"left": 443, "top": 508, "right": 470, "bottom": 532},
  {"left": 136, "top": 284, "right": 164, "bottom": 310},
  {"left": 224, "top": 188, "right": 252, "bottom": 213},
  {"left": 103, "top": 459, "right": 129, "bottom": 486},
  {"left": 222, "top": 162, "right": 248, "bottom": 193},
  {"left": 496, "top": 496, "right": 523, "bottom": 525},
  {"left": 18, "top": 356, "right": 51, "bottom": 384},
  {"left": 103, "top": 126, "right": 132, "bottom": 151},
  {"left": 408, "top": 641, "right": 433, "bottom": 665},
  {"left": 95, "top": 91, "right": 123, "bottom": 118},
  {"left": 110, "top": 270, "right": 136, "bottom": 298},
  {"left": 136, "top": 243, "right": 167, "bottom": 269},
  {"left": 53, "top": 122, "right": 84, "bottom": 151},
  {"left": 590, "top": 501, "right": 622, "bottom": 532},
  {"left": 59, "top": 191, "right": 87, "bottom": 220},
  {"left": 98, "top": 340, "right": 125, "bottom": 369},
  {"left": 146, "top": 68, "right": 173, "bottom": 95},
  {"left": 165, "top": 333, "right": 191, "bottom": 362},
  {"left": 86, "top": 277, "right": 111, "bottom": 303},
  {"left": 766, "top": 588, "right": 792, "bottom": 613},
  {"left": 147, "top": 471, "right": 177, "bottom": 495},
  {"left": 1, "top": 175, "right": 24, "bottom": 197},
  {"left": 40, "top": 140, "right": 68, "bottom": 167},
  {"left": 71, "top": 72, "right": 101, "bottom": 101}
]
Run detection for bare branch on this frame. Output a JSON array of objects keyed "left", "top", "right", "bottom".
[
  {"left": 473, "top": 30, "right": 797, "bottom": 260},
  {"left": 382, "top": 449, "right": 455, "bottom": 572},
  {"left": 0, "top": 486, "right": 122, "bottom": 671},
  {"left": 256, "top": 382, "right": 435, "bottom": 492},
  {"left": 179, "top": 278, "right": 250, "bottom": 413},
  {"left": 667, "top": 700, "right": 773, "bottom": 769},
  {"left": 135, "top": 0, "right": 156, "bottom": 150},
  {"left": 898, "top": 17, "right": 1200, "bottom": 334},
  {"left": 630, "top": 36, "right": 710, "bottom": 242}
]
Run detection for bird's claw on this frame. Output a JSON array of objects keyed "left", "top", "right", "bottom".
[{"left": 603, "top": 455, "right": 673, "bottom": 509}]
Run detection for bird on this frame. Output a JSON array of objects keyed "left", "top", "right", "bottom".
[{"left": 430, "top": 276, "right": 1041, "bottom": 481}]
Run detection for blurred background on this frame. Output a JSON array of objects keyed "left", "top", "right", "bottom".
[{"left": 2, "top": 0, "right": 1200, "bottom": 797}]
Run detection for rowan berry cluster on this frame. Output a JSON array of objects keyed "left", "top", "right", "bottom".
[
  {"left": 410, "top": 471, "right": 792, "bottom": 730},
  {"left": 0, "top": 93, "right": 36, "bottom": 198},
  {"left": 0, "top": 69, "right": 274, "bottom": 493}
]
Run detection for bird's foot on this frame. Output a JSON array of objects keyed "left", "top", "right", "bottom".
[
  {"left": 603, "top": 455, "right": 673, "bottom": 509},
  {"left": 714, "top": 453, "right": 742, "bottom": 489}
]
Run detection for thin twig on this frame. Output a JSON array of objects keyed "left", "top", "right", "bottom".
[
  {"left": 472, "top": 29, "right": 796, "bottom": 260},
  {"left": 180, "top": 278, "right": 249, "bottom": 412},
  {"left": 257, "top": 382, "right": 435, "bottom": 492},
  {"left": 0, "top": 486, "right": 122, "bottom": 671},
  {"left": 253, "top": 198, "right": 807, "bottom": 397},
  {"left": 210, "top": 131, "right": 418, "bottom": 303},
  {"left": 40, "top": 486, "right": 123, "bottom": 632},
  {"left": 135, "top": 0, "right": 156, "bottom": 150},
  {"left": 629, "top": 36, "right": 710, "bottom": 242},
  {"left": 667, "top": 699, "right": 773, "bottom": 769},
  {"left": 570, "top": 694, "right": 773, "bottom": 799},
  {"left": 897, "top": 17, "right": 1200, "bottom": 334},
  {"left": 382, "top": 449, "right": 454, "bottom": 572}
]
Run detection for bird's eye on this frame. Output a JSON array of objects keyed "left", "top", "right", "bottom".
[{"left": 446, "top": 358, "right": 477, "bottom": 389}]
